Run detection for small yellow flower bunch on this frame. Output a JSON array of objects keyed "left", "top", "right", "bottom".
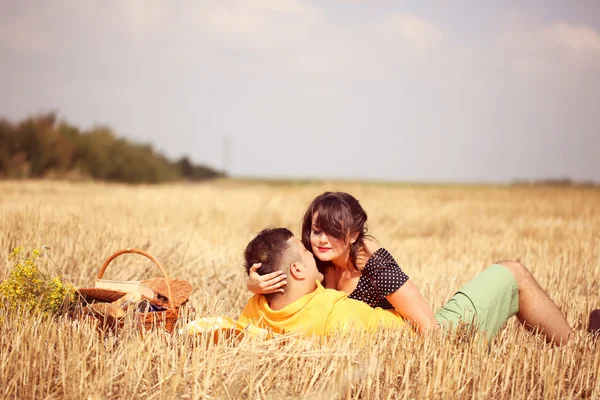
[{"left": 0, "top": 247, "right": 76, "bottom": 316}]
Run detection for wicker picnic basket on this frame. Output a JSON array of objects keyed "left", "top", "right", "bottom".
[{"left": 76, "top": 248, "right": 192, "bottom": 333}]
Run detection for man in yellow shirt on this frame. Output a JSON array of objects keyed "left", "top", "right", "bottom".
[{"left": 237, "top": 228, "right": 405, "bottom": 337}]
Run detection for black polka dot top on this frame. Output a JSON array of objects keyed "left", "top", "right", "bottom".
[{"left": 347, "top": 248, "right": 409, "bottom": 309}]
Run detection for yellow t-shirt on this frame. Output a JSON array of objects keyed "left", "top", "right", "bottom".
[{"left": 237, "top": 282, "right": 405, "bottom": 337}]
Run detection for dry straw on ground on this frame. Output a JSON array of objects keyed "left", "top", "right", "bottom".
[{"left": 0, "top": 179, "right": 599, "bottom": 399}]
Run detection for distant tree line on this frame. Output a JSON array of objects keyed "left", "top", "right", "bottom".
[
  {"left": 512, "top": 178, "right": 598, "bottom": 187},
  {"left": 0, "top": 113, "right": 223, "bottom": 183}
]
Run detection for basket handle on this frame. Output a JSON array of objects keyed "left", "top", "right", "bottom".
[{"left": 98, "top": 248, "right": 175, "bottom": 309}]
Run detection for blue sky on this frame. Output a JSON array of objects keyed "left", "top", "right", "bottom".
[{"left": 1, "top": 1, "right": 599, "bottom": 182}]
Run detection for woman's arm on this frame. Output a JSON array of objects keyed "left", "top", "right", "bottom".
[
  {"left": 360, "top": 241, "right": 438, "bottom": 333},
  {"left": 247, "top": 263, "right": 287, "bottom": 294},
  {"left": 385, "top": 280, "right": 438, "bottom": 334}
]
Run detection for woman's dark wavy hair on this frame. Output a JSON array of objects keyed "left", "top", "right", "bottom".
[{"left": 301, "top": 191, "right": 371, "bottom": 273}]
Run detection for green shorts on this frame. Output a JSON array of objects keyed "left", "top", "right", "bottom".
[{"left": 434, "top": 264, "right": 519, "bottom": 340}]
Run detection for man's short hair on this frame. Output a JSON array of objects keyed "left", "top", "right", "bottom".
[{"left": 244, "top": 228, "right": 299, "bottom": 276}]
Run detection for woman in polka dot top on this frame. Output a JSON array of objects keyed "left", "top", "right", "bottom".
[{"left": 248, "top": 191, "right": 438, "bottom": 333}]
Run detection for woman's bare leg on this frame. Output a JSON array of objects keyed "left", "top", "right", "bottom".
[{"left": 497, "top": 260, "right": 573, "bottom": 346}]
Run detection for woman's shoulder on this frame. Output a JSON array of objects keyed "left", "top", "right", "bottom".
[
  {"left": 356, "top": 236, "right": 382, "bottom": 269},
  {"left": 363, "top": 236, "right": 381, "bottom": 253}
]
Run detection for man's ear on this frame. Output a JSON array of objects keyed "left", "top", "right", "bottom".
[{"left": 289, "top": 262, "right": 304, "bottom": 280}]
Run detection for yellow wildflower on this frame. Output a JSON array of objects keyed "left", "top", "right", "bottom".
[{"left": 0, "top": 247, "right": 75, "bottom": 316}]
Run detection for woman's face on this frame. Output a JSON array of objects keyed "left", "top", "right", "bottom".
[{"left": 309, "top": 212, "right": 350, "bottom": 264}]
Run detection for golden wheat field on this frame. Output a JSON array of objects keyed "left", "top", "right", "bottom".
[{"left": 1, "top": 179, "right": 599, "bottom": 399}]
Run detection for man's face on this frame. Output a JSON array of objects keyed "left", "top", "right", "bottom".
[{"left": 289, "top": 237, "right": 324, "bottom": 285}]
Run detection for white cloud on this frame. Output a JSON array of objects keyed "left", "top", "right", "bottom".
[
  {"left": 123, "top": 0, "right": 173, "bottom": 38},
  {"left": 374, "top": 13, "right": 443, "bottom": 51},
  {"left": 498, "top": 15, "right": 600, "bottom": 59},
  {"left": 494, "top": 14, "right": 600, "bottom": 92},
  {"left": 158, "top": 0, "right": 326, "bottom": 53},
  {"left": 546, "top": 22, "right": 600, "bottom": 52}
]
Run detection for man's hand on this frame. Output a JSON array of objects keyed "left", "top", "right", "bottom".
[{"left": 247, "top": 263, "right": 287, "bottom": 294}]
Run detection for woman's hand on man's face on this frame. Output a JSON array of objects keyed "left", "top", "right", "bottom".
[{"left": 246, "top": 263, "right": 287, "bottom": 294}]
